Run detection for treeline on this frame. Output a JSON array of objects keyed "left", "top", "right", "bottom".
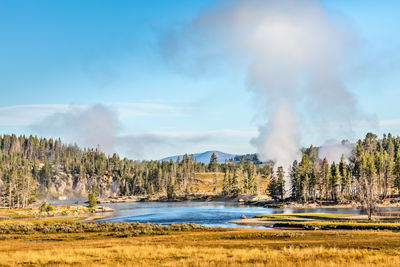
[
  {"left": 279, "top": 133, "right": 400, "bottom": 210},
  {"left": 3, "top": 132, "right": 399, "bottom": 209},
  {"left": 0, "top": 134, "right": 270, "bottom": 207},
  {"left": 222, "top": 160, "right": 260, "bottom": 196}
]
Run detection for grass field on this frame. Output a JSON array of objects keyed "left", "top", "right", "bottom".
[{"left": 1, "top": 223, "right": 400, "bottom": 266}]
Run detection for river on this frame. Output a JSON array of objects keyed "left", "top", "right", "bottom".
[{"left": 92, "top": 201, "right": 400, "bottom": 229}]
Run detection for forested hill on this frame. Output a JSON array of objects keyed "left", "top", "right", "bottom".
[
  {"left": 0, "top": 134, "right": 270, "bottom": 207},
  {"left": 283, "top": 133, "right": 400, "bottom": 209}
]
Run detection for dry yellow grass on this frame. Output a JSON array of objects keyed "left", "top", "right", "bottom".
[
  {"left": 189, "top": 172, "right": 269, "bottom": 196},
  {"left": 1, "top": 228, "right": 400, "bottom": 266},
  {"left": 257, "top": 174, "right": 270, "bottom": 194},
  {"left": 190, "top": 172, "right": 225, "bottom": 194}
]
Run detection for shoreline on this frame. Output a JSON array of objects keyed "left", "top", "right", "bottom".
[
  {"left": 0, "top": 205, "right": 115, "bottom": 223},
  {"left": 96, "top": 194, "right": 247, "bottom": 204},
  {"left": 229, "top": 212, "right": 400, "bottom": 229}
]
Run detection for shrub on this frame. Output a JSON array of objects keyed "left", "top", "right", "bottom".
[
  {"left": 39, "top": 202, "right": 54, "bottom": 213},
  {"left": 88, "top": 193, "right": 97, "bottom": 208},
  {"left": 46, "top": 204, "right": 54, "bottom": 212}
]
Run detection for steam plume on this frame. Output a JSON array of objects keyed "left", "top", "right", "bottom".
[
  {"left": 318, "top": 139, "right": 353, "bottom": 163},
  {"left": 161, "top": 0, "right": 359, "bottom": 171}
]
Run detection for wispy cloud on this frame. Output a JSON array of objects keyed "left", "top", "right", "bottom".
[
  {"left": 0, "top": 104, "right": 84, "bottom": 126},
  {"left": 0, "top": 101, "right": 188, "bottom": 127}
]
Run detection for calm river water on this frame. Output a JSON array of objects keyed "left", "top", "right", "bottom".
[{"left": 92, "top": 201, "right": 400, "bottom": 229}]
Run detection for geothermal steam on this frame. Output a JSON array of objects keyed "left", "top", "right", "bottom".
[{"left": 162, "top": 0, "right": 358, "bottom": 171}]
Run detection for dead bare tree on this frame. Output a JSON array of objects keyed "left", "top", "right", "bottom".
[{"left": 357, "top": 153, "right": 379, "bottom": 220}]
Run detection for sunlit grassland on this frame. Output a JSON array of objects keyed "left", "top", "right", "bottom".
[
  {"left": 187, "top": 172, "right": 270, "bottom": 195},
  {"left": 190, "top": 172, "right": 225, "bottom": 194},
  {"left": 1, "top": 227, "right": 400, "bottom": 266}
]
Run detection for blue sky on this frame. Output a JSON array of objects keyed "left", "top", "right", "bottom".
[{"left": 1, "top": 0, "right": 400, "bottom": 160}]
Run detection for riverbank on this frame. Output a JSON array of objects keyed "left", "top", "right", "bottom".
[
  {"left": 1, "top": 224, "right": 400, "bottom": 266},
  {"left": 230, "top": 212, "right": 400, "bottom": 230},
  {"left": 230, "top": 213, "right": 359, "bottom": 228}
]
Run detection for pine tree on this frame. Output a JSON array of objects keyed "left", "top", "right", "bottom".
[
  {"left": 39, "top": 159, "right": 52, "bottom": 189},
  {"left": 339, "top": 155, "right": 351, "bottom": 199},
  {"left": 383, "top": 151, "right": 393, "bottom": 198},
  {"left": 267, "top": 171, "right": 278, "bottom": 200},
  {"left": 247, "top": 162, "right": 258, "bottom": 194},
  {"left": 375, "top": 151, "right": 384, "bottom": 196},
  {"left": 321, "top": 158, "right": 330, "bottom": 200},
  {"left": 276, "top": 166, "right": 285, "bottom": 200},
  {"left": 394, "top": 150, "right": 400, "bottom": 193},
  {"left": 167, "top": 178, "right": 175, "bottom": 200},
  {"left": 290, "top": 160, "right": 300, "bottom": 200},
  {"left": 231, "top": 168, "right": 242, "bottom": 196},
  {"left": 222, "top": 169, "right": 232, "bottom": 196},
  {"left": 208, "top": 153, "right": 219, "bottom": 172},
  {"left": 299, "top": 155, "right": 310, "bottom": 202}
]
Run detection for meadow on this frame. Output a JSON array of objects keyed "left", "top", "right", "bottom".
[{"left": 1, "top": 222, "right": 400, "bottom": 266}]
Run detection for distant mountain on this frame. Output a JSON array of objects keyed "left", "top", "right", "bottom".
[{"left": 160, "top": 151, "right": 236, "bottom": 164}]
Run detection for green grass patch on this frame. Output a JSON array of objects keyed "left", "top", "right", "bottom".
[
  {"left": 0, "top": 205, "right": 92, "bottom": 219},
  {"left": 2, "top": 212, "right": 34, "bottom": 219},
  {"left": 274, "top": 221, "right": 400, "bottom": 230},
  {"left": 0, "top": 222, "right": 209, "bottom": 235}
]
